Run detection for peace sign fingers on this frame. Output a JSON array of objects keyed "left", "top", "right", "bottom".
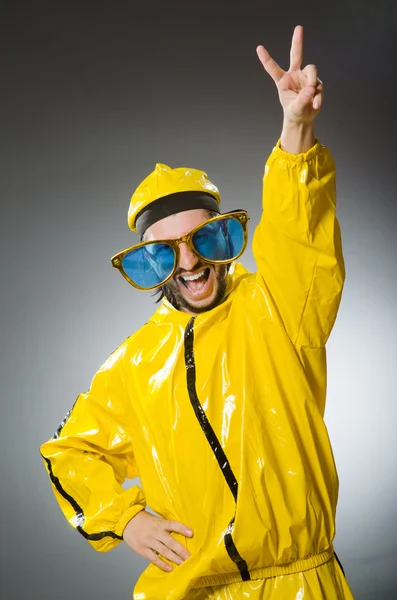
[
  {"left": 289, "top": 25, "right": 303, "bottom": 71},
  {"left": 257, "top": 25, "right": 323, "bottom": 123},
  {"left": 256, "top": 24, "right": 304, "bottom": 83},
  {"left": 256, "top": 45, "right": 285, "bottom": 83}
]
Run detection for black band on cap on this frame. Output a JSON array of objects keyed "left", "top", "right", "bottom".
[{"left": 135, "top": 191, "right": 220, "bottom": 237}]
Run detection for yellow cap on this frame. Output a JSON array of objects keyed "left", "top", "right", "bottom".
[{"left": 128, "top": 163, "right": 221, "bottom": 232}]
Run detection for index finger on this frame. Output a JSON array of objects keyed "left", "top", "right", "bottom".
[
  {"left": 256, "top": 45, "right": 284, "bottom": 83},
  {"left": 289, "top": 25, "right": 303, "bottom": 71},
  {"left": 164, "top": 520, "right": 193, "bottom": 537}
]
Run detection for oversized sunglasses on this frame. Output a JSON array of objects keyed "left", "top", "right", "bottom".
[{"left": 111, "top": 210, "right": 249, "bottom": 290}]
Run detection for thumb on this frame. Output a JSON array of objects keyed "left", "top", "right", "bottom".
[{"left": 292, "top": 85, "right": 316, "bottom": 114}]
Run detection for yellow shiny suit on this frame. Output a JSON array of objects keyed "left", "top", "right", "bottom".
[{"left": 40, "top": 140, "right": 354, "bottom": 599}]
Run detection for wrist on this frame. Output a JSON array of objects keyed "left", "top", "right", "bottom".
[
  {"left": 116, "top": 505, "right": 146, "bottom": 539},
  {"left": 280, "top": 119, "right": 315, "bottom": 155}
]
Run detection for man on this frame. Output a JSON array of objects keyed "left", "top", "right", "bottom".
[{"left": 40, "top": 26, "right": 354, "bottom": 600}]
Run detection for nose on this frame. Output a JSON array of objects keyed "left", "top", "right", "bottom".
[{"left": 178, "top": 242, "right": 199, "bottom": 272}]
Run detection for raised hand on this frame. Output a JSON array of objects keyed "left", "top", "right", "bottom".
[
  {"left": 123, "top": 510, "right": 193, "bottom": 572},
  {"left": 256, "top": 25, "right": 323, "bottom": 125}
]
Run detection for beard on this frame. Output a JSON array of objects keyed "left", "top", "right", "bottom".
[{"left": 161, "top": 263, "right": 229, "bottom": 314}]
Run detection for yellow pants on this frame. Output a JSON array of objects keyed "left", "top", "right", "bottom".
[{"left": 186, "top": 556, "right": 354, "bottom": 599}]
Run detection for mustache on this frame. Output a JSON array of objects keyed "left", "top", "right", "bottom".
[{"left": 174, "top": 262, "right": 210, "bottom": 278}]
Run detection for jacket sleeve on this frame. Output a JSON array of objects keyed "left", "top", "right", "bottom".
[
  {"left": 252, "top": 138, "right": 345, "bottom": 348},
  {"left": 40, "top": 341, "right": 146, "bottom": 552}
]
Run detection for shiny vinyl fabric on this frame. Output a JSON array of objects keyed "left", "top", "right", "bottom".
[
  {"left": 127, "top": 163, "right": 221, "bottom": 232},
  {"left": 40, "top": 140, "right": 353, "bottom": 599},
  {"left": 187, "top": 556, "right": 351, "bottom": 599}
]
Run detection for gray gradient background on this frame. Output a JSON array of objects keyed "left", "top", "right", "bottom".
[{"left": 1, "top": 1, "right": 396, "bottom": 599}]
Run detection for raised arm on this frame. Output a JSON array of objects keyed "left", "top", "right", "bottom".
[
  {"left": 257, "top": 25, "right": 321, "bottom": 154},
  {"left": 253, "top": 26, "right": 345, "bottom": 348}
]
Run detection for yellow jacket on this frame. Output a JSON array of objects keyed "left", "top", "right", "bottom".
[{"left": 40, "top": 139, "right": 345, "bottom": 599}]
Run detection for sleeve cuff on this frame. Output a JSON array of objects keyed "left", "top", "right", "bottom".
[
  {"left": 272, "top": 138, "right": 324, "bottom": 163},
  {"left": 115, "top": 502, "right": 146, "bottom": 537}
]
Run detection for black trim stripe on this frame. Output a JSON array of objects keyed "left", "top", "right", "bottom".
[
  {"left": 41, "top": 450, "right": 123, "bottom": 541},
  {"left": 334, "top": 551, "right": 345, "bottom": 575},
  {"left": 224, "top": 516, "right": 250, "bottom": 581},
  {"left": 44, "top": 343, "right": 136, "bottom": 542},
  {"left": 184, "top": 317, "right": 250, "bottom": 581}
]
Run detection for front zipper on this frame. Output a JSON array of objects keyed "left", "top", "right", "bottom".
[{"left": 184, "top": 317, "right": 250, "bottom": 581}]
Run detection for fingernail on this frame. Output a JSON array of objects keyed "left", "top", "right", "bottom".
[
  {"left": 185, "top": 529, "right": 193, "bottom": 536},
  {"left": 166, "top": 565, "right": 172, "bottom": 571}
]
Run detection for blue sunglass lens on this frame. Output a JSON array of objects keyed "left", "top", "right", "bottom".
[
  {"left": 122, "top": 243, "right": 175, "bottom": 289},
  {"left": 192, "top": 217, "right": 245, "bottom": 261}
]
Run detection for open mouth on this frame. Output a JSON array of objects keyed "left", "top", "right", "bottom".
[{"left": 179, "top": 267, "right": 211, "bottom": 296}]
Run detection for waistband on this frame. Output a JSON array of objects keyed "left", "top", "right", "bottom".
[{"left": 191, "top": 546, "right": 335, "bottom": 588}]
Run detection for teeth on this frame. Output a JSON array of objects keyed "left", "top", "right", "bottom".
[{"left": 182, "top": 269, "right": 206, "bottom": 282}]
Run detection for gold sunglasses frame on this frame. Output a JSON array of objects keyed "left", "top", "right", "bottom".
[{"left": 111, "top": 209, "right": 250, "bottom": 291}]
